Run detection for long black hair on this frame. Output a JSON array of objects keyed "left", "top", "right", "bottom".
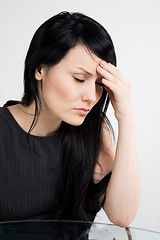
[{"left": 20, "top": 11, "right": 117, "bottom": 221}]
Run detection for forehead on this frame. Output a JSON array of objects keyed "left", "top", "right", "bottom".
[{"left": 62, "top": 43, "right": 102, "bottom": 77}]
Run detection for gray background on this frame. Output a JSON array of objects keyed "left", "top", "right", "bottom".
[{"left": 0, "top": 0, "right": 160, "bottom": 232}]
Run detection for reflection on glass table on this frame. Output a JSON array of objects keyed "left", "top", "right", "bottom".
[{"left": 0, "top": 220, "right": 159, "bottom": 240}]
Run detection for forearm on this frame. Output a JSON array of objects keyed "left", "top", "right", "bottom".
[{"left": 104, "top": 116, "right": 141, "bottom": 227}]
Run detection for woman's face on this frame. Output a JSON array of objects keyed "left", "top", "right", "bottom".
[{"left": 35, "top": 43, "right": 104, "bottom": 126}]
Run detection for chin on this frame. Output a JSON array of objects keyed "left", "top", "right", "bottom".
[
  {"left": 69, "top": 121, "right": 84, "bottom": 126},
  {"left": 71, "top": 122, "right": 84, "bottom": 126},
  {"left": 65, "top": 118, "right": 85, "bottom": 126}
]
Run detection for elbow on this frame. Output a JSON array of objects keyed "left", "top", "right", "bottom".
[
  {"left": 108, "top": 215, "right": 134, "bottom": 228},
  {"left": 104, "top": 202, "right": 140, "bottom": 228}
]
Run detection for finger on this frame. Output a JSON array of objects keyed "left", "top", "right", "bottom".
[
  {"left": 97, "top": 65, "right": 129, "bottom": 92},
  {"left": 104, "top": 85, "right": 114, "bottom": 101},
  {"left": 97, "top": 65, "right": 123, "bottom": 89},
  {"left": 102, "top": 77, "right": 132, "bottom": 105},
  {"left": 102, "top": 78, "right": 121, "bottom": 100},
  {"left": 100, "top": 61, "right": 121, "bottom": 77},
  {"left": 99, "top": 61, "right": 126, "bottom": 84}
]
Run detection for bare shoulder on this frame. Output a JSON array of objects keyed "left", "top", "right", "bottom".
[{"left": 92, "top": 118, "right": 115, "bottom": 184}]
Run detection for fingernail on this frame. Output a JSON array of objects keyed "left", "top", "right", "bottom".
[
  {"left": 100, "top": 60, "right": 107, "bottom": 66},
  {"left": 98, "top": 66, "right": 103, "bottom": 71},
  {"left": 102, "top": 78, "right": 107, "bottom": 83}
]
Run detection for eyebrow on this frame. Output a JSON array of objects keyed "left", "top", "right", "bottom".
[
  {"left": 74, "top": 67, "right": 92, "bottom": 76},
  {"left": 74, "top": 67, "right": 101, "bottom": 78}
]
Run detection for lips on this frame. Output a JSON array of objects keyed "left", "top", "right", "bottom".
[
  {"left": 74, "top": 108, "right": 90, "bottom": 116},
  {"left": 75, "top": 108, "right": 90, "bottom": 111}
]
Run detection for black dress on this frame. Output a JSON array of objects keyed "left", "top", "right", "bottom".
[{"left": 0, "top": 100, "right": 111, "bottom": 222}]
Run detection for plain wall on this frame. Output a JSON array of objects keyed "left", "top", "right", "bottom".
[{"left": 0, "top": 0, "right": 160, "bottom": 232}]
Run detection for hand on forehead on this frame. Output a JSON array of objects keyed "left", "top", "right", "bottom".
[{"left": 62, "top": 43, "right": 103, "bottom": 79}]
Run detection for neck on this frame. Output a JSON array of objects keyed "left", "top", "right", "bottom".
[{"left": 18, "top": 101, "right": 62, "bottom": 137}]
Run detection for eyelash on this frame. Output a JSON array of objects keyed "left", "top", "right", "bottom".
[{"left": 73, "top": 77, "right": 104, "bottom": 87}]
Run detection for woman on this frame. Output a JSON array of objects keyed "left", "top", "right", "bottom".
[{"left": 0, "top": 11, "right": 141, "bottom": 226}]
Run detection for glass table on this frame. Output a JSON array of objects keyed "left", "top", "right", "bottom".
[{"left": 0, "top": 220, "right": 159, "bottom": 240}]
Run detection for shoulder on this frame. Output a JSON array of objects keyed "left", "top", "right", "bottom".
[
  {"left": 0, "top": 107, "right": 9, "bottom": 136},
  {"left": 0, "top": 104, "right": 15, "bottom": 137},
  {"left": 0, "top": 106, "right": 8, "bottom": 130},
  {"left": 0, "top": 107, "right": 11, "bottom": 153}
]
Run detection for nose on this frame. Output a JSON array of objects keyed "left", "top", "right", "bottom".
[{"left": 81, "top": 82, "right": 97, "bottom": 104}]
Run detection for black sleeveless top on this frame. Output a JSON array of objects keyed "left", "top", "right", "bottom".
[{"left": 0, "top": 100, "right": 111, "bottom": 222}]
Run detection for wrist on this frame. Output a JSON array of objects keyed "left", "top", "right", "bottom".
[{"left": 117, "top": 115, "right": 135, "bottom": 126}]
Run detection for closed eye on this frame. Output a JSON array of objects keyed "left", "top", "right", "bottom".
[
  {"left": 73, "top": 77, "right": 104, "bottom": 87},
  {"left": 73, "top": 77, "right": 84, "bottom": 82}
]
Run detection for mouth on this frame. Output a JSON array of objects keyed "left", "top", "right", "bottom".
[{"left": 74, "top": 108, "right": 90, "bottom": 116}]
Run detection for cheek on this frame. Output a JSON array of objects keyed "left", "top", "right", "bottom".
[{"left": 42, "top": 75, "right": 79, "bottom": 104}]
